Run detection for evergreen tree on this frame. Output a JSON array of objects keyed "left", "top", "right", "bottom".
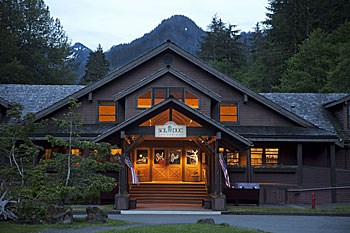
[
  {"left": 278, "top": 22, "right": 350, "bottom": 93},
  {"left": 80, "top": 44, "right": 109, "bottom": 85},
  {"left": 0, "top": 0, "right": 75, "bottom": 84},
  {"left": 199, "top": 15, "right": 246, "bottom": 78}
]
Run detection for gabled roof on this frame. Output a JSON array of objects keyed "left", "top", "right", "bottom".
[
  {"left": 30, "top": 40, "right": 313, "bottom": 127},
  {"left": 93, "top": 97, "right": 252, "bottom": 149},
  {"left": 323, "top": 94, "right": 350, "bottom": 109},
  {"left": 0, "top": 84, "right": 84, "bottom": 116},
  {"left": 262, "top": 93, "right": 349, "bottom": 134},
  {"left": 114, "top": 66, "right": 222, "bottom": 101}
]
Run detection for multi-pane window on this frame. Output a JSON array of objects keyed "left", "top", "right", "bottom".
[
  {"left": 251, "top": 148, "right": 279, "bottom": 166},
  {"left": 137, "top": 90, "right": 152, "bottom": 108},
  {"left": 251, "top": 148, "right": 263, "bottom": 165},
  {"left": 137, "top": 88, "right": 199, "bottom": 109},
  {"left": 226, "top": 152, "right": 240, "bottom": 166},
  {"left": 98, "top": 101, "right": 116, "bottom": 122},
  {"left": 185, "top": 90, "right": 199, "bottom": 108},
  {"left": 265, "top": 148, "right": 279, "bottom": 165},
  {"left": 220, "top": 103, "right": 238, "bottom": 122},
  {"left": 153, "top": 88, "right": 167, "bottom": 105}
]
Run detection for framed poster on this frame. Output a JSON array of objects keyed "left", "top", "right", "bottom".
[{"left": 136, "top": 149, "right": 148, "bottom": 164}]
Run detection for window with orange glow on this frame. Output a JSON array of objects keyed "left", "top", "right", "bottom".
[
  {"left": 138, "top": 90, "right": 152, "bottom": 108},
  {"left": 71, "top": 149, "right": 80, "bottom": 156},
  {"left": 154, "top": 88, "right": 167, "bottom": 105},
  {"left": 251, "top": 148, "right": 263, "bottom": 165},
  {"left": 220, "top": 103, "right": 238, "bottom": 122},
  {"left": 98, "top": 101, "right": 116, "bottom": 122},
  {"left": 265, "top": 148, "right": 279, "bottom": 165},
  {"left": 185, "top": 90, "right": 199, "bottom": 108},
  {"left": 44, "top": 148, "right": 52, "bottom": 160}
]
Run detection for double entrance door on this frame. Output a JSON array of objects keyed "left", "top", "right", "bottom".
[{"left": 134, "top": 147, "right": 201, "bottom": 182}]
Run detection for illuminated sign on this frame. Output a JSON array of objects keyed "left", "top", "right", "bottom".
[{"left": 155, "top": 121, "right": 186, "bottom": 138}]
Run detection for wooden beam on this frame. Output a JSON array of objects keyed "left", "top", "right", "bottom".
[
  {"left": 214, "top": 134, "right": 220, "bottom": 195},
  {"left": 247, "top": 148, "right": 252, "bottom": 182},
  {"left": 119, "top": 131, "right": 127, "bottom": 195},
  {"left": 125, "top": 135, "right": 144, "bottom": 154},
  {"left": 330, "top": 143, "right": 337, "bottom": 203},
  {"left": 297, "top": 143, "right": 303, "bottom": 187}
]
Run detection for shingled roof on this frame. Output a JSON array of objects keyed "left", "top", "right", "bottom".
[
  {"left": 261, "top": 93, "right": 349, "bottom": 134},
  {"left": 0, "top": 84, "right": 85, "bottom": 116}
]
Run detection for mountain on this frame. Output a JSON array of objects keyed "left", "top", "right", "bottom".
[
  {"left": 70, "top": 42, "right": 92, "bottom": 82},
  {"left": 105, "top": 15, "right": 206, "bottom": 70},
  {"left": 71, "top": 15, "right": 254, "bottom": 82},
  {"left": 71, "top": 15, "right": 206, "bottom": 81}
]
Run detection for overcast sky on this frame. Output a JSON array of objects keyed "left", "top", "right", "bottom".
[{"left": 45, "top": 0, "right": 269, "bottom": 50}]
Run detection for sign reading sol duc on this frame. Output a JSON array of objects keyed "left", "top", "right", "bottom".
[{"left": 155, "top": 121, "right": 187, "bottom": 138}]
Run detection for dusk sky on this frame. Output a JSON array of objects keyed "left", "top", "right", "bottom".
[{"left": 45, "top": 0, "right": 269, "bottom": 50}]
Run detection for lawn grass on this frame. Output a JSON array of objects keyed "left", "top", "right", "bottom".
[
  {"left": 0, "top": 218, "right": 132, "bottom": 233},
  {"left": 100, "top": 223, "right": 262, "bottom": 233},
  {"left": 227, "top": 205, "right": 350, "bottom": 214}
]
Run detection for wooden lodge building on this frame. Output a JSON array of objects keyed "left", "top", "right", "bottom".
[{"left": 1, "top": 41, "right": 350, "bottom": 210}]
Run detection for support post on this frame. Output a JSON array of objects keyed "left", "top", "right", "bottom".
[
  {"left": 214, "top": 132, "right": 221, "bottom": 195},
  {"left": 211, "top": 132, "right": 226, "bottom": 211},
  {"left": 297, "top": 143, "right": 303, "bottom": 187},
  {"left": 330, "top": 143, "right": 337, "bottom": 203},
  {"left": 246, "top": 148, "right": 252, "bottom": 182},
  {"left": 115, "top": 131, "right": 129, "bottom": 210}
]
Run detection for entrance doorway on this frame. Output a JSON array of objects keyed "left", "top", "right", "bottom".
[{"left": 134, "top": 147, "right": 202, "bottom": 182}]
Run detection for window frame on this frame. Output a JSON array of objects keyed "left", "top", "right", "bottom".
[
  {"left": 251, "top": 147, "right": 279, "bottom": 166},
  {"left": 137, "top": 87, "right": 200, "bottom": 109},
  {"left": 137, "top": 89, "right": 152, "bottom": 109},
  {"left": 219, "top": 102, "right": 239, "bottom": 124},
  {"left": 97, "top": 101, "right": 117, "bottom": 123}
]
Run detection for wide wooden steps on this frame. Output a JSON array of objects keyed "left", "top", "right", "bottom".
[{"left": 129, "top": 183, "right": 208, "bottom": 205}]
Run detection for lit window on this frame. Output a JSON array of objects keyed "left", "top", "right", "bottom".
[
  {"left": 111, "top": 148, "right": 122, "bottom": 156},
  {"left": 227, "top": 152, "right": 240, "bottom": 166},
  {"left": 153, "top": 88, "right": 167, "bottom": 105},
  {"left": 251, "top": 148, "right": 263, "bottom": 166},
  {"left": 138, "top": 90, "right": 152, "bottom": 108},
  {"left": 98, "top": 101, "right": 116, "bottom": 122},
  {"left": 220, "top": 103, "right": 238, "bottom": 122},
  {"left": 266, "top": 148, "right": 279, "bottom": 165},
  {"left": 44, "top": 149, "right": 52, "bottom": 160},
  {"left": 185, "top": 90, "right": 199, "bottom": 108},
  {"left": 71, "top": 149, "right": 80, "bottom": 156}
]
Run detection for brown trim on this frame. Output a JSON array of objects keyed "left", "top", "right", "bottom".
[
  {"left": 297, "top": 143, "right": 303, "bottom": 187},
  {"left": 324, "top": 95, "right": 350, "bottom": 109},
  {"left": 330, "top": 144, "right": 337, "bottom": 202}
]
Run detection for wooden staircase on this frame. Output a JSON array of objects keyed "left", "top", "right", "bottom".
[{"left": 129, "top": 182, "right": 208, "bottom": 206}]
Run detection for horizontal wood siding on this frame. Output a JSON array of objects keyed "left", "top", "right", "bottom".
[
  {"left": 252, "top": 172, "right": 297, "bottom": 185},
  {"left": 336, "top": 148, "right": 350, "bottom": 169},
  {"left": 336, "top": 169, "right": 350, "bottom": 186},
  {"left": 288, "top": 188, "right": 350, "bottom": 204},
  {"left": 333, "top": 105, "right": 347, "bottom": 129},
  {"left": 303, "top": 143, "right": 328, "bottom": 167},
  {"left": 170, "top": 52, "right": 299, "bottom": 127},
  {"left": 303, "top": 166, "right": 331, "bottom": 188}
]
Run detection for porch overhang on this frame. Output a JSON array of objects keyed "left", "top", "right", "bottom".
[{"left": 93, "top": 97, "right": 252, "bottom": 150}]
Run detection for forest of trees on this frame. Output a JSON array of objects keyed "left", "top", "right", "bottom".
[
  {"left": 0, "top": 0, "right": 349, "bottom": 93},
  {"left": 0, "top": 0, "right": 76, "bottom": 84},
  {"left": 200, "top": 0, "right": 350, "bottom": 93}
]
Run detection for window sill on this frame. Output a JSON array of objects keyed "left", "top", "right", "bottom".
[{"left": 253, "top": 166, "right": 297, "bottom": 173}]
